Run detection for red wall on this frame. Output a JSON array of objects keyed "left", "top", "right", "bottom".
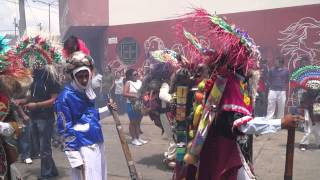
[
  {"left": 59, "top": 0, "right": 108, "bottom": 37},
  {"left": 105, "top": 4, "right": 320, "bottom": 71}
]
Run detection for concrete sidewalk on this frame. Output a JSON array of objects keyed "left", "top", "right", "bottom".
[{"left": 14, "top": 115, "right": 320, "bottom": 180}]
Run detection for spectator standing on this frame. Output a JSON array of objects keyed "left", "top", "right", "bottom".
[
  {"left": 23, "top": 63, "right": 60, "bottom": 179},
  {"left": 114, "top": 71, "right": 125, "bottom": 114},
  {"left": 266, "top": 57, "right": 289, "bottom": 119},
  {"left": 123, "top": 69, "right": 147, "bottom": 146},
  {"left": 255, "top": 59, "right": 269, "bottom": 116}
]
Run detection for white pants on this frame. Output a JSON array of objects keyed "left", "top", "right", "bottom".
[
  {"left": 266, "top": 90, "right": 286, "bottom": 119},
  {"left": 160, "top": 113, "right": 176, "bottom": 160},
  {"left": 300, "top": 110, "right": 320, "bottom": 146},
  {"left": 70, "top": 143, "right": 106, "bottom": 180}
]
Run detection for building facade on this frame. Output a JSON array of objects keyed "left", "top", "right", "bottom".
[{"left": 59, "top": 0, "right": 320, "bottom": 72}]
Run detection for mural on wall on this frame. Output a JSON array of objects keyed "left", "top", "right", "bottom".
[
  {"left": 107, "top": 36, "right": 167, "bottom": 74},
  {"left": 107, "top": 34, "right": 209, "bottom": 74},
  {"left": 106, "top": 55, "right": 127, "bottom": 74},
  {"left": 278, "top": 17, "right": 320, "bottom": 69},
  {"left": 142, "top": 36, "right": 186, "bottom": 72}
]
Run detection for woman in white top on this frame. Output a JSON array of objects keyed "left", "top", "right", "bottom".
[
  {"left": 123, "top": 69, "right": 147, "bottom": 146},
  {"left": 114, "top": 71, "right": 125, "bottom": 114}
]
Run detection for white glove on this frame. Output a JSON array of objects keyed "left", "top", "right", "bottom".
[
  {"left": 73, "top": 123, "right": 90, "bottom": 132},
  {"left": 0, "top": 122, "right": 15, "bottom": 136}
]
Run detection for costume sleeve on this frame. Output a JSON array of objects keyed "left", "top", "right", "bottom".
[
  {"left": 79, "top": 107, "right": 101, "bottom": 123},
  {"left": 0, "top": 122, "right": 15, "bottom": 136},
  {"left": 159, "top": 82, "right": 172, "bottom": 103},
  {"left": 98, "top": 105, "right": 110, "bottom": 116},
  {"left": 55, "top": 99, "right": 79, "bottom": 151},
  {"left": 238, "top": 117, "right": 282, "bottom": 135}
]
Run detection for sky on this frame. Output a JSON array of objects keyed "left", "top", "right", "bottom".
[{"left": 0, "top": 0, "right": 60, "bottom": 36}]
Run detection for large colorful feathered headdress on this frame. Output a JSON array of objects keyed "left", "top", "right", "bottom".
[
  {"left": 149, "top": 49, "right": 180, "bottom": 65},
  {"left": 290, "top": 65, "right": 320, "bottom": 90},
  {"left": 148, "top": 49, "right": 184, "bottom": 79},
  {"left": 0, "top": 34, "right": 33, "bottom": 98},
  {"left": 178, "top": 9, "right": 261, "bottom": 75},
  {"left": 15, "top": 35, "right": 62, "bottom": 68}
]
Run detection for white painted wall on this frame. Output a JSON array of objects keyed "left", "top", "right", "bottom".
[{"left": 109, "top": 0, "right": 320, "bottom": 25}]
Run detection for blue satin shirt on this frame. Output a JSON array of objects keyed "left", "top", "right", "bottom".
[{"left": 55, "top": 85, "right": 104, "bottom": 151}]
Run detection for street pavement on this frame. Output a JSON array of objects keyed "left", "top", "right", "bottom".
[{"left": 15, "top": 115, "right": 320, "bottom": 180}]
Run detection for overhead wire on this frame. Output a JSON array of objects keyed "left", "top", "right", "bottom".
[{"left": 25, "top": 0, "right": 40, "bottom": 26}]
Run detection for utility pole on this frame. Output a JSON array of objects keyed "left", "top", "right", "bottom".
[
  {"left": 37, "top": 23, "right": 43, "bottom": 31},
  {"left": 18, "top": 0, "right": 27, "bottom": 36},
  {"left": 33, "top": 0, "right": 55, "bottom": 35},
  {"left": 13, "top": 18, "right": 18, "bottom": 38}
]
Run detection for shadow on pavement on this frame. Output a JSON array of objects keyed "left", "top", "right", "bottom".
[{"left": 137, "top": 153, "right": 172, "bottom": 172}]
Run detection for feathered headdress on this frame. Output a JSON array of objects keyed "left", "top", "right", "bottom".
[
  {"left": 290, "top": 65, "right": 320, "bottom": 90},
  {"left": 15, "top": 35, "right": 62, "bottom": 67},
  {"left": 65, "top": 51, "right": 94, "bottom": 74},
  {"left": 148, "top": 49, "right": 184, "bottom": 79},
  {"left": 0, "top": 34, "right": 33, "bottom": 98},
  {"left": 62, "top": 36, "right": 90, "bottom": 58},
  {"left": 177, "top": 9, "right": 261, "bottom": 75}
]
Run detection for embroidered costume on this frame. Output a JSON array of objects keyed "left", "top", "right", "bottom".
[
  {"left": 0, "top": 34, "right": 33, "bottom": 180},
  {"left": 171, "top": 9, "right": 299, "bottom": 180},
  {"left": 55, "top": 51, "right": 109, "bottom": 180}
]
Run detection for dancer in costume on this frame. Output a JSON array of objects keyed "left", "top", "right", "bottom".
[
  {"left": 174, "top": 9, "right": 303, "bottom": 180},
  {"left": 0, "top": 34, "right": 33, "bottom": 180},
  {"left": 141, "top": 49, "right": 182, "bottom": 167},
  {"left": 15, "top": 35, "right": 62, "bottom": 179},
  {"left": 290, "top": 65, "right": 320, "bottom": 151},
  {"left": 55, "top": 51, "right": 117, "bottom": 180}
]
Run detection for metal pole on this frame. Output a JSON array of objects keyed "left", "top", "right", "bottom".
[
  {"left": 49, "top": 4, "right": 51, "bottom": 35},
  {"left": 18, "top": 0, "right": 27, "bottom": 36},
  {"left": 13, "top": 18, "right": 17, "bottom": 38}
]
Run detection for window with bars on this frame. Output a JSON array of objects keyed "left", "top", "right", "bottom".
[{"left": 117, "top": 37, "right": 139, "bottom": 64}]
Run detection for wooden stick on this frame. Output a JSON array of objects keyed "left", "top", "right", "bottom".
[
  {"left": 284, "top": 128, "right": 295, "bottom": 180},
  {"left": 106, "top": 95, "right": 140, "bottom": 180},
  {"left": 80, "top": 165, "right": 86, "bottom": 180}
]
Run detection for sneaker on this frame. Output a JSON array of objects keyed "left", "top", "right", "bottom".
[
  {"left": 138, "top": 138, "right": 148, "bottom": 144},
  {"left": 132, "top": 139, "right": 143, "bottom": 146},
  {"left": 299, "top": 144, "right": 307, "bottom": 151},
  {"left": 164, "top": 151, "right": 168, "bottom": 158},
  {"left": 168, "top": 161, "right": 176, "bottom": 168},
  {"left": 24, "top": 158, "right": 33, "bottom": 164}
]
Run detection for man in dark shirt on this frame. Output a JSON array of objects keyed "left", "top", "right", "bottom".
[
  {"left": 266, "top": 57, "right": 289, "bottom": 119},
  {"left": 23, "top": 65, "right": 60, "bottom": 179}
]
